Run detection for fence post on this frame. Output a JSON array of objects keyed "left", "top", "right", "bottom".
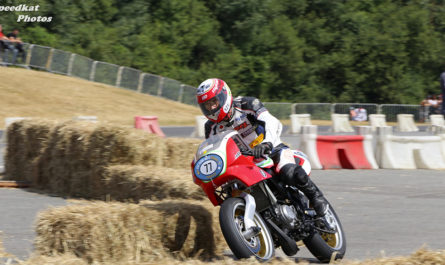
[
  {"left": 89, "top": 61, "right": 98, "bottom": 81},
  {"left": 331, "top": 103, "right": 336, "bottom": 114},
  {"left": 45, "top": 48, "right": 54, "bottom": 71},
  {"left": 137, "top": 73, "right": 146, "bottom": 93},
  {"left": 377, "top": 104, "right": 382, "bottom": 114},
  {"left": 67, "top": 53, "right": 76, "bottom": 76},
  {"left": 116, "top": 66, "right": 124, "bottom": 87},
  {"left": 157, "top": 77, "right": 164, "bottom": 97},
  {"left": 25, "top": 44, "right": 34, "bottom": 66},
  {"left": 291, "top": 103, "right": 297, "bottom": 114},
  {"left": 178, "top": 84, "right": 185, "bottom": 102}
]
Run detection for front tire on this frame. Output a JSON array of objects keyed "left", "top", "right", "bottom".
[
  {"left": 219, "top": 197, "right": 275, "bottom": 261},
  {"left": 303, "top": 202, "right": 346, "bottom": 263}
]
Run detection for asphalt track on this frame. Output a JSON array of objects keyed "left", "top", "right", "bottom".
[{"left": 1, "top": 126, "right": 444, "bottom": 262}]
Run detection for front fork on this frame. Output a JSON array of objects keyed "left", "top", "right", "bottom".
[{"left": 240, "top": 192, "right": 260, "bottom": 240}]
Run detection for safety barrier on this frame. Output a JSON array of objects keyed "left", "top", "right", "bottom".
[
  {"left": 73, "top": 116, "right": 98, "bottom": 122},
  {"left": 397, "top": 114, "right": 419, "bottom": 132},
  {"left": 190, "top": 116, "right": 207, "bottom": 138},
  {"left": 369, "top": 114, "right": 387, "bottom": 131},
  {"left": 299, "top": 125, "right": 378, "bottom": 169},
  {"left": 376, "top": 126, "right": 445, "bottom": 169},
  {"left": 134, "top": 116, "right": 165, "bottom": 137},
  {"left": 429, "top": 115, "right": 444, "bottom": 126},
  {"left": 289, "top": 114, "right": 311, "bottom": 134},
  {"left": 1, "top": 117, "right": 30, "bottom": 173},
  {"left": 331, "top": 114, "right": 354, "bottom": 132}
]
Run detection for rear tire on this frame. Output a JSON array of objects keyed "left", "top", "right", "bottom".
[
  {"left": 219, "top": 197, "right": 275, "bottom": 261},
  {"left": 303, "top": 202, "right": 346, "bottom": 263}
]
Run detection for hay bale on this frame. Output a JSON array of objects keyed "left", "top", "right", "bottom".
[
  {"left": 32, "top": 122, "right": 167, "bottom": 198},
  {"left": 35, "top": 200, "right": 224, "bottom": 263},
  {"left": 164, "top": 138, "right": 201, "bottom": 169},
  {"left": 33, "top": 121, "right": 95, "bottom": 194},
  {"left": 4, "top": 119, "right": 56, "bottom": 182},
  {"left": 103, "top": 165, "right": 205, "bottom": 202},
  {"left": 19, "top": 254, "right": 88, "bottom": 265}
]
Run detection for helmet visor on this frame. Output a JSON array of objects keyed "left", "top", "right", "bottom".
[{"left": 199, "top": 91, "right": 228, "bottom": 119}]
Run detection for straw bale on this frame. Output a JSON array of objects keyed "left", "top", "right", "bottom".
[
  {"left": 103, "top": 165, "right": 205, "bottom": 202},
  {"left": 4, "top": 119, "right": 56, "bottom": 182},
  {"left": 19, "top": 254, "right": 88, "bottom": 265},
  {"left": 33, "top": 121, "right": 95, "bottom": 194},
  {"left": 140, "top": 199, "right": 226, "bottom": 259},
  {"left": 164, "top": 138, "right": 201, "bottom": 169},
  {"left": 34, "top": 200, "right": 224, "bottom": 263}
]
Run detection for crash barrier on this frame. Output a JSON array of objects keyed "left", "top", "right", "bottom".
[
  {"left": 431, "top": 125, "right": 445, "bottom": 134},
  {"left": 289, "top": 114, "right": 311, "bottom": 134},
  {"left": 376, "top": 126, "right": 445, "bottom": 169},
  {"left": 190, "top": 115, "right": 207, "bottom": 138},
  {"left": 134, "top": 116, "right": 165, "bottom": 137},
  {"left": 397, "top": 114, "right": 419, "bottom": 132},
  {"left": 331, "top": 114, "right": 354, "bottom": 132},
  {"left": 72, "top": 116, "right": 98, "bottom": 122},
  {"left": 369, "top": 114, "right": 387, "bottom": 131},
  {"left": 299, "top": 125, "right": 378, "bottom": 169}
]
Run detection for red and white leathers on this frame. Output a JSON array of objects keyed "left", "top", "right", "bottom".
[
  {"left": 204, "top": 96, "right": 297, "bottom": 174},
  {"left": 203, "top": 95, "right": 328, "bottom": 216}
]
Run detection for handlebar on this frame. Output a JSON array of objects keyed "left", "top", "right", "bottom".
[{"left": 241, "top": 149, "right": 271, "bottom": 158}]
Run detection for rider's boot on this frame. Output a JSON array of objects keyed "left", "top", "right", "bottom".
[{"left": 280, "top": 164, "right": 329, "bottom": 217}]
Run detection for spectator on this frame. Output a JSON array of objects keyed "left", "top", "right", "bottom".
[
  {"left": 349, "top": 107, "right": 367, "bottom": 121},
  {"left": 0, "top": 24, "right": 18, "bottom": 65},
  {"left": 441, "top": 70, "right": 445, "bottom": 115},
  {"left": 6, "top": 28, "right": 26, "bottom": 63},
  {"left": 427, "top": 95, "right": 440, "bottom": 115}
]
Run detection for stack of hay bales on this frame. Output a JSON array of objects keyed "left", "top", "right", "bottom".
[
  {"left": 4, "top": 119, "right": 201, "bottom": 200},
  {"left": 5, "top": 119, "right": 229, "bottom": 263},
  {"left": 5, "top": 119, "right": 57, "bottom": 182},
  {"left": 34, "top": 201, "right": 224, "bottom": 262}
]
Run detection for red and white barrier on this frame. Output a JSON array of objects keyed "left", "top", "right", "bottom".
[
  {"left": 299, "top": 125, "right": 378, "bottom": 169},
  {"left": 134, "top": 116, "right": 165, "bottom": 137},
  {"left": 376, "top": 126, "right": 445, "bottom": 169}
]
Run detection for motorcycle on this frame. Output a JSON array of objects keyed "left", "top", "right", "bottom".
[{"left": 191, "top": 130, "right": 346, "bottom": 262}]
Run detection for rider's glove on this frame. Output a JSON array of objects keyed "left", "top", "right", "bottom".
[{"left": 252, "top": 142, "right": 273, "bottom": 159}]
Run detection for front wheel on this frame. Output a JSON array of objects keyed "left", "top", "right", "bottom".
[
  {"left": 303, "top": 202, "right": 347, "bottom": 263},
  {"left": 219, "top": 197, "right": 275, "bottom": 261}
]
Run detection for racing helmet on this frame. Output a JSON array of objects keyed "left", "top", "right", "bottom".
[{"left": 196, "top": 78, "right": 233, "bottom": 123}]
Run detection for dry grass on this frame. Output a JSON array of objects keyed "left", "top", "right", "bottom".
[{"left": 0, "top": 67, "right": 201, "bottom": 127}]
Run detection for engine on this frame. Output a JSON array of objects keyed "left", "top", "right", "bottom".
[{"left": 274, "top": 204, "right": 298, "bottom": 230}]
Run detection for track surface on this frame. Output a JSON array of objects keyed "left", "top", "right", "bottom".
[{"left": 1, "top": 169, "right": 444, "bottom": 262}]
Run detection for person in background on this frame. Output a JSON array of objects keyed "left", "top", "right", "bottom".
[
  {"left": 0, "top": 24, "right": 18, "bottom": 65},
  {"left": 349, "top": 107, "right": 367, "bottom": 121},
  {"left": 6, "top": 28, "right": 26, "bottom": 63},
  {"left": 440, "top": 70, "right": 445, "bottom": 115}
]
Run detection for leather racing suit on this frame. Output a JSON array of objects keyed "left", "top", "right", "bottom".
[{"left": 204, "top": 96, "right": 328, "bottom": 216}]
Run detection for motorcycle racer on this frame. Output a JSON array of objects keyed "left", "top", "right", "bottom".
[{"left": 197, "top": 78, "right": 328, "bottom": 217}]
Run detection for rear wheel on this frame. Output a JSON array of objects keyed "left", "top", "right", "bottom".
[
  {"left": 219, "top": 197, "right": 275, "bottom": 261},
  {"left": 303, "top": 202, "right": 346, "bottom": 263}
]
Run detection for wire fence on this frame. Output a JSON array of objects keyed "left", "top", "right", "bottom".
[{"left": 0, "top": 43, "right": 440, "bottom": 122}]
